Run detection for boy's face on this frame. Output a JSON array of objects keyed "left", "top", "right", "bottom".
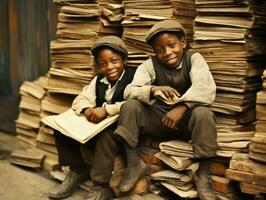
[
  {"left": 96, "top": 48, "right": 125, "bottom": 83},
  {"left": 152, "top": 32, "right": 186, "bottom": 69}
]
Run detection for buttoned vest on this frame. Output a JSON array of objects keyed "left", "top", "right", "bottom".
[
  {"left": 95, "top": 67, "right": 136, "bottom": 107},
  {"left": 152, "top": 51, "right": 193, "bottom": 96}
]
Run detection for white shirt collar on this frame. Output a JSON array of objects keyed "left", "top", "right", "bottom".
[{"left": 176, "top": 60, "right": 183, "bottom": 69}]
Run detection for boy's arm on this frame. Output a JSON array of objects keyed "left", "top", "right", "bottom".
[
  {"left": 180, "top": 53, "right": 216, "bottom": 108},
  {"left": 124, "top": 59, "right": 156, "bottom": 104},
  {"left": 162, "top": 103, "right": 188, "bottom": 129},
  {"left": 72, "top": 76, "right": 97, "bottom": 115},
  {"left": 104, "top": 101, "right": 125, "bottom": 116}
]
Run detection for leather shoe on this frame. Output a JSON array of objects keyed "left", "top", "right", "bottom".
[
  {"left": 48, "top": 169, "right": 90, "bottom": 199},
  {"left": 86, "top": 185, "right": 114, "bottom": 200},
  {"left": 193, "top": 172, "right": 216, "bottom": 200},
  {"left": 119, "top": 159, "right": 147, "bottom": 192}
]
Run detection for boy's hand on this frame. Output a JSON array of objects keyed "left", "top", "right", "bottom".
[
  {"left": 151, "top": 86, "right": 180, "bottom": 101},
  {"left": 84, "top": 107, "right": 108, "bottom": 123},
  {"left": 162, "top": 104, "right": 188, "bottom": 129}
]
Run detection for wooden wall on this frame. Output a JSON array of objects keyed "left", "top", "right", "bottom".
[
  {"left": 0, "top": 0, "right": 10, "bottom": 95},
  {"left": 0, "top": 0, "right": 57, "bottom": 133},
  {"left": 8, "top": 0, "right": 57, "bottom": 96}
]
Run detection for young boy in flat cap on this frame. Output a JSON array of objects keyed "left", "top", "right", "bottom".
[
  {"left": 113, "top": 20, "right": 218, "bottom": 200},
  {"left": 48, "top": 36, "right": 136, "bottom": 200}
]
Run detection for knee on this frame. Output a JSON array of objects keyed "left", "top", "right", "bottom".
[
  {"left": 191, "top": 106, "right": 215, "bottom": 123},
  {"left": 121, "top": 99, "right": 142, "bottom": 114}
]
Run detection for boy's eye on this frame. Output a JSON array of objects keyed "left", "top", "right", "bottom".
[
  {"left": 155, "top": 48, "right": 163, "bottom": 54},
  {"left": 111, "top": 59, "right": 118, "bottom": 64},
  {"left": 169, "top": 43, "right": 176, "bottom": 48},
  {"left": 99, "top": 62, "right": 106, "bottom": 68}
]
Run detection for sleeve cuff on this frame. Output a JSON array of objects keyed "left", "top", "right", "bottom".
[
  {"left": 139, "top": 86, "right": 153, "bottom": 104},
  {"left": 104, "top": 102, "right": 124, "bottom": 116},
  {"left": 183, "top": 102, "right": 197, "bottom": 110}
]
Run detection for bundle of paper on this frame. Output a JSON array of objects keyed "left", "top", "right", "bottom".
[
  {"left": 151, "top": 170, "right": 192, "bottom": 186},
  {"left": 48, "top": 3, "right": 99, "bottom": 98},
  {"left": 249, "top": 136, "right": 266, "bottom": 163},
  {"left": 10, "top": 149, "right": 45, "bottom": 168},
  {"left": 41, "top": 93, "right": 74, "bottom": 115},
  {"left": 16, "top": 77, "right": 48, "bottom": 147},
  {"left": 98, "top": 2, "right": 123, "bottom": 35},
  {"left": 159, "top": 140, "right": 194, "bottom": 158},
  {"left": 226, "top": 153, "right": 266, "bottom": 195},
  {"left": 255, "top": 70, "right": 266, "bottom": 133},
  {"left": 155, "top": 152, "right": 193, "bottom": 171},
  {"left": 249, "top": 69, "right": 266, "bottom": 163},
  {"left": 192, "top": 0, "right": 266, "bottom": 127},
  {"left": 151, "top": 163, "right": 199, "bottom": 198},
  {"left": 122, "top": 0, "right": 174, "bottom": 55},
  {"left": 171, "top": 0, "right": 196, "bottom": 43}
]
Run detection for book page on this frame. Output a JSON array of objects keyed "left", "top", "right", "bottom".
[{"left": 42, "top": 109, "right": 118, "bottom": 144}]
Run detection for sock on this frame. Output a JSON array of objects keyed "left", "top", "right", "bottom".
[
  {"left": 124, "top": 144, "right": 140, "bottom": 168},
  {"left": 71, "top": 164, "right": 87, "bottom": 173},
  {"left": 110, "top": 133, "right": 124, "bottom": 146},
  {"left": 93, "top": 181, "right": 109, "bottom": 188},
  {"left": 196, "top": 158, "right": 212, "bottom": 175},
  {"left": 111, "top": 133, "right": 140, "bottom": 168}
]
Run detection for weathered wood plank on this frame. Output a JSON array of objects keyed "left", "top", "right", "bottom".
[
  {"left": 8, "top": 0, "right": 53, "bottom": 96},
  {"left": 226, "top": 168, "right": 254, "bottom": 183},
  {"left": 0, "top": 0, "right": 11, "bottom": 95},
  {"left": 0, "top": 0, "right": 57, "bottom": 133},
  {"left": 240, "top": 182, "right": 266, "bottom": 195},
  {"left": 8, "top": 0, "right": 20, "bottom": 96}
]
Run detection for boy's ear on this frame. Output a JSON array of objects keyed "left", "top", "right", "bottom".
[
  {"left": 181, "top": 37, "right": 187, "bottom": 49},
  {"left": 123, "top": 59, "right": 127, "bottom": 66},
  {"left": 96, "top": 67, "right": 102, "bottom": 74}
]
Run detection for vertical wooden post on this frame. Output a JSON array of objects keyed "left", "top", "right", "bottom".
[
  {"left": 0, "top": 0, "right": 11, "bottom": 95},
  {"left": 8, "top": 0, "right": 21, "bottom": 96}
]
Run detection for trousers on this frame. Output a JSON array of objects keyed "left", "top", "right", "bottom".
[
  {"left": 54, "top": 124, "right": 118, "bottom": 183},
  {"left": 114, "top": 99, "right": 217, "bottom": 158}
]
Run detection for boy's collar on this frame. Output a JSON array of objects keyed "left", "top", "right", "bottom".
[
  {"left": 100, "top": 69, "right": 125, "bottom": 85},
  {"left": 176, "top": 60, "right": 183, "bottom": 69}
]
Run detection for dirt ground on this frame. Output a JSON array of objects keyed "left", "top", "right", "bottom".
[
  {"left": 1, "top": 131, "right": 263, "bottom": 200},
  {"left": 0, "top": 131, "right": 88, "bottom": 200}
]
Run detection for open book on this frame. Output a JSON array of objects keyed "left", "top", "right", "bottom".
[{"left": 42, "top": 109, "right": 118, "bottom": 144}]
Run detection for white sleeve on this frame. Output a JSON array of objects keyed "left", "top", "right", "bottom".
[
  {"left": 180, "top": 53, "right": 216, "bottom": 107},
  {"left": 124, "top": 59, "right": 156, "bottom": 104},
  {"left": 104, "top": 101, "right": 125, "bottom": 116},
  {"left": 71, "top": 76, "right": 97, "bottom": 115}
]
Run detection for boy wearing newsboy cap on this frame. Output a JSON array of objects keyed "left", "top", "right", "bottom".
[
  {"left": 49, "top": 36, "right": 136, "bottom": 200},
  {"left": 113, "top": 20, "right": 218, "bottom": 200}
]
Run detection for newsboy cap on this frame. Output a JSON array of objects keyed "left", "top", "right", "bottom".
[
  {"left": 91, "top": 36, "right": 128, "bottom": 59},
  {"left": 145, "top": 19, "right": 186, "bottom": 45}
]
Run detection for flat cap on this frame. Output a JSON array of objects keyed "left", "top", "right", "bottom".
[
  {"left": 91, "top": 36, "right": 128, "bottom": 59},
  {"left": 145, "top": 19, "right": 186, "bottom": 45}
]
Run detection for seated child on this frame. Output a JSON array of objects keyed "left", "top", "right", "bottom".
[
  {"left": 48, "top": 36, "right": 136, "bottom": 200},
  {"left": 113, "top": 20, "right": 218, "bottom": 200}
]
